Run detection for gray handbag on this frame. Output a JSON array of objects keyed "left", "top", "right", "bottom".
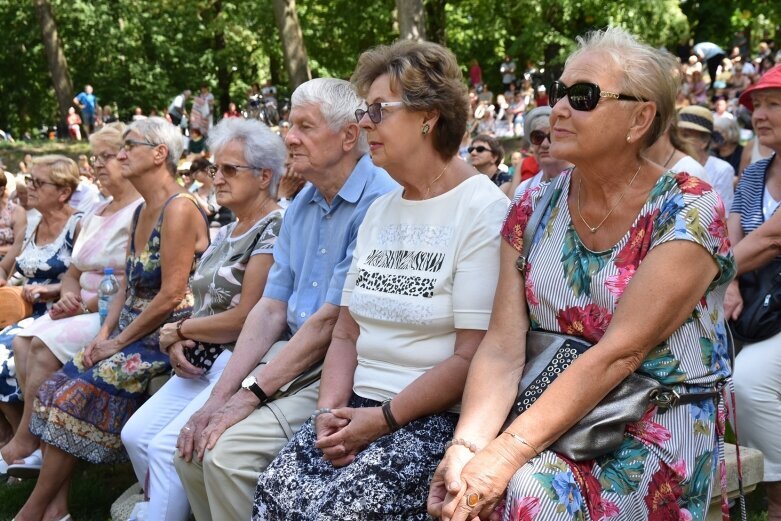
[{"left": 505, "top": 179, "right": 721, "bottom": 461}]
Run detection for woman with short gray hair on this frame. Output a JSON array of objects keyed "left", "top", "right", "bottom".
[{"left": 120, "top": 117, "right": 286, "bottom": 521}]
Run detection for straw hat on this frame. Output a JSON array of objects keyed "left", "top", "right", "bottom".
[{"left": 678, "top": 105, "right": 713, "bottom": 134}]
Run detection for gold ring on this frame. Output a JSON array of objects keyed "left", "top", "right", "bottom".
[{"left": 466, "top": 492, "right": 480, "bottom": 508}]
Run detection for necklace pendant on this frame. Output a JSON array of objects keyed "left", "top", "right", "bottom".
[{"left": 589, "top": 226, "right": 598, "bottom": 233}]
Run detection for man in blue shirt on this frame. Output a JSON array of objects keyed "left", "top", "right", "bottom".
[
  {"left": 174, "top": 78, "right": 397, "bottom": 521},
  {"left": 73, "top": 84, "right": 98, "bottom": 135}
]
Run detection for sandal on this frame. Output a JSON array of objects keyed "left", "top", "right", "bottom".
[{"left": 7, "top": 449, "right": 42, "bottom": 479}]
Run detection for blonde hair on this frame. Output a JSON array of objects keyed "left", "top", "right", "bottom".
[
  {"left": 89, "top": 121, "right": 127, "bottom": 152},
  {"left": 567, "top": 26, "right": 679, "bottom": 148},
  {"left": 352, "top": 40, "right": 469, "bottom": 160},
  {"left": 32, "top": 155, "right": 80, "bottom": 201}
]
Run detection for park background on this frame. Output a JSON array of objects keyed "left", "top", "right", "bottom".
[{"left": 0, "top": 0, "right": 779, "bottom": 519}]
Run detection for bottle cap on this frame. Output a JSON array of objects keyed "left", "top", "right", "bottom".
[{"left": 104, "top": 267, "right": 114, "bottom": 275}]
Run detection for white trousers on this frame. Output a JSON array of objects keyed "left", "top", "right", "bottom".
[
  {"left": 733, "top": 330, "right": 781, "bottom": 482},
  {"left": 121, "top": 350, "right": 231, "bottom": 521}
]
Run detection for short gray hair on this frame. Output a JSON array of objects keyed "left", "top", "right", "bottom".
[
  {"left": 714, "top": 116, "right": 741, "bottom": 145},
  {"left": 125, "top": 116, "right": 184, "bottom": 174},
  {"left": 208, "top": 118, "right": 287, "bottom": 197},
  {"left": 291, "top": 78, "right": 368, "bottom": 154},
  {"left": 566, "top": 26, "right": 679, "bottom": 149}
]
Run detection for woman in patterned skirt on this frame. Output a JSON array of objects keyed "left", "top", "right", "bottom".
[
  {"left": 13, "top": 117, "right": 210, "bottom": 521},
  {"left": 3, "top": 123, "right": 142, "bottom": 478},
  {"left": 121, "top": 118, "right": 286, "bottom": 521},
  {"left": 429, "top": 28, "right": 735, "bottom": 521},
  {"left": 252, "top": 40, "right": 509, "bottom": 520}
]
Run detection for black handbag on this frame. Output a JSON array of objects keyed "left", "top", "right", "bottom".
[
  {"left": 506, "top": 179, "right": 721, "bottom": 461},
  {"left": 730, "top": 257, "right": 781, "bottom": 343}
]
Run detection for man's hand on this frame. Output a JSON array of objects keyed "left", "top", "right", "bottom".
[{"left": 195, "top": 391, "right": 258, "bottom": 460}]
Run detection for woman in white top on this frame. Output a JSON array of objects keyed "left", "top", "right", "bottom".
[{"left": 252, "top": 40, "right": 509, "bottom": 520}]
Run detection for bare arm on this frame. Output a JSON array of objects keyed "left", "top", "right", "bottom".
[
  {"left": 724, "top": 213, "right": 746, "bottom": 319},
  {"left": 730, "top": 209, "right": 781, "bottom": 274},
  {"left": 159, "top": 253, "right": 274, "bottom": 349},
  {"left": 316, "top": 306, "right": 359, "bottom": 410}
]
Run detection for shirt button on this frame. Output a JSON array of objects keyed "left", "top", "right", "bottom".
[
  {"left": 312, "top": 281, "right": 318, "bottom": 287},
  {"left": 325, "top": 214, "right": 332, "bottom": 220},
  {"left": 300, "top": 312, "right": 306, "bottom": 318},
  {"left": 320, "top": 248, "right": 327, "bottom": 254}
]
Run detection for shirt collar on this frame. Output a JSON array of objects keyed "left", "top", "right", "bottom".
[{"left": 309, "top": 154, "right": 375, "bottom": 207}]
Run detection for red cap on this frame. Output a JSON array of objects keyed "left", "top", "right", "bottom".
[{"left": 739, "top": 64, "right": 781, "bottom": 111}]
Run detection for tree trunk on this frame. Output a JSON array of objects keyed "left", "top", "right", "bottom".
[
  {"left": 396, "top": 0, "right": 426, "bottom": 41},
  {"left": 424, "top": 0, "right": 446, "bottom": 45},
  {"left": 33, "top": 0, "right": 73, "bottom": 131},
  {"left": 271, "top": 0, "right": 311, "bottom": 90}
]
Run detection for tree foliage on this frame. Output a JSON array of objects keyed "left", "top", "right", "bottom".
[{"left": 0, "top": 0, "right": 778, "bottom": 136}]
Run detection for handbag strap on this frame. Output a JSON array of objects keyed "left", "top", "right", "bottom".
[{"left": 518, "top": 178, "right": 558, "bottom": 271}]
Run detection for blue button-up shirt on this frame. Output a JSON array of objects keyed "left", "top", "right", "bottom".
[{"left": 263, "top": 154, "right": 397, "bottom": 335}]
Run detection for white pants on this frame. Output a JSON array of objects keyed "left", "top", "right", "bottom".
[
  {"left": 733, "top": 330, "right": 781, "bottom": 482},
  {"left": 121, "top": 350, "right": 231, "bottom": 521}
]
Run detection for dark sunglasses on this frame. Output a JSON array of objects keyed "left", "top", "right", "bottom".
[
  {"left": 548, "top": 81, "right": 645, "bottom": 111},
  {"left": 468, "top": 145, "right": 492, "bottom": 154},
  {"left": 25, "top": 176, "right": 60, "bottom": 190},
  {"left": 354, "top": 101, "right": 404, "bottom": 124},
  {"left": 206, "top": 163, "right": 257, "bottom": 179},
  {"left": 90, "top": 152, "right": 117, "bottom": 165},
  {"left": 529, "top": 130, "right": 551, "bottom": 146}
]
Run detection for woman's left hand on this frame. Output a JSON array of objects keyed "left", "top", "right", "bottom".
[
  {"left": 439, "top": 439, "right": 526, "bottom": 521},
  {"left": 169, "top": 340, "right": 204, "bottom": 379},
  {"left": 22, "top": 284, "right": 58, "bottom": 303},
  {"left": 314, "top": 406, "right": 387, "bottom": 467},
  {"left": 159, "top": 322, "right": 179, "bottom": 353},
  {"left": 83, "top": 337, "right": 124, "bottom": 368}
]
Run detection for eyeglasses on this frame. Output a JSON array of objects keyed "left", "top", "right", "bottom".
[
  {"left": 548, "top": 81, "right": 645, "bottom": 111},
  {"left": 354, "top": 101, "right": 404, "bottom": 124},
  {"left": 468, "top": 145, "right": 491, "bottom": 154},
  {"left": 25, "top": 176, "right": 60, "bottom": 190},
  {"left": 529, "top": 130, "right": 551, "bottom": 146},
  {"left": 90, "top": 152, "right": 117, "bottom": 165},
  {"left": 120, "top": 139, "right": 160, "bottom": 152},
  {"left": 206, "top": 163, "right": 257, "bottom": 179}
]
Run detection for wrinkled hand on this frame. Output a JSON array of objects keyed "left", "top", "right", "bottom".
[
  {"left": 427, "top": 446, "right": 476, "bottom": 520},
  {"left": 83, "top": 337, "right": 123, "bottom": 368},
  {"left": 277, "top": 171, "right": 306, "bottom": 199},
  {"left": 49, "top": 291, "right": 83, "bottom": 320},
  {"left": 314, "top": 406, "right": 386, "bottom": 467},
  {"left": 176, "top": 398, "right": 225, "bottom": 463},
  {"left": 22, "top": 284, "right": 57, "bottom": 303},
  {"left": 724, "top": 280, "right": 743, "bottom": 321},
  {"left": 158, "top": 322, "right": 179, "bottom": 353},
  {"left": 440, "top": 438, "right": 526, "bottom": 521},
  {"left": 169, "top": 340, "right": 204, "bottom": 379},
  {"left": 195, "top": 392, "right": 258, "bottom": 460}
]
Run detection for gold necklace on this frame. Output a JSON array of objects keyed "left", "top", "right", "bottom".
[
  {"left": 424, "top": 161, "right": 451, "bottom": 199},
  {"left": 576, "top": 164, "right": 642, "bottom": 233}
]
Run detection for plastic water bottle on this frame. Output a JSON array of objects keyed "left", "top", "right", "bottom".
[{"left": 97, "top": 267, "right": 120, "bottom": 325}]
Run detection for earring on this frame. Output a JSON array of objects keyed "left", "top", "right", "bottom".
[
  {"left": 421, "top": 123, "right": 430, "bottom": 135},
  {"left": 626, "top": 133, "right": 631, "bottom": 143}
]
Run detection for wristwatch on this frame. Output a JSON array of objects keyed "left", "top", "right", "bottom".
[{"left": 241, "top": 374, "right": 270, "bottom": 406}]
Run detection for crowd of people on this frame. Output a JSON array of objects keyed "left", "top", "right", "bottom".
[{"left": 0, "top": 26, "right": 778, "bottom": 521}]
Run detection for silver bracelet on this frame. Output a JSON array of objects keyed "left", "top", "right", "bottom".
[
  {"left": 503, "top": 431, "right": 540, "bottom": 456},
  {"left": 444, "top": 438, "right": 480, "bottom": 453},
  {"left": 310, "top": 407, "right": 332, "bottom": 420}
]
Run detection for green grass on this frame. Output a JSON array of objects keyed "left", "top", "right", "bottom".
[
  {"left": 0, "top": 140, "right": 90, "bottom": 172},
  {"left": 0, "top": 462, "right": 136, "bottom": 521}
]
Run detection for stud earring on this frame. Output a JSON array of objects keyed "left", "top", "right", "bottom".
[
  {"left": 626, "top": 133, "right": 631, "bottom": 143},
  {"left": 421, "top": 123, "right": 430, "bottom": 135}
]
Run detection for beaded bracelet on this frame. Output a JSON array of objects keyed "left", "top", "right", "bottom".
[
  {"left": 444, "top": 438, "right": 480, "bottom": 453},
  {"left": 503, "top": 431, "right": 540, "bottom": 456},
  {"left": 310, "top": 407, "right": 332, "bottom": 420}
]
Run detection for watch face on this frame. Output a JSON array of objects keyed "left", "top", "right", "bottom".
[{"left": 241, "top": 375, "right": 255, "bottom": 389}]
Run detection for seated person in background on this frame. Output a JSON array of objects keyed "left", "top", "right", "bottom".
[
  {"left": 173, "top": 78, "right": 397, "bottom": 521},
  {"left": 188, "top": 128, "right": 207, "bottom": 156},
  {"left": 0, "top": 171, "right": 26, "bottom": 258},
  {"left": 515, "top": 106, "right": 572, "bottom": 197},
  {"left": 122, "top": 117, "right": 286, "bottom": 521},
  {"left": 11, "top": 117, "right": 209, "bottom": 521},
  {"left": 4, "top": 122, "right": 142, "bottom": 478},
  {"left": 0, "top": 156, "right": 82, "bottom": 460},
  {"left": 713, "top": 116, "right": 743, "bottom": 177},
  {"left": 253, "top": 39, "right": 508, "bottom": 520},
  {"left": 469, "top": 134, "right": 511, "bottom": 196},
  {"left": 678, "top": 105, "right": 735, "bottom": 211},
  {"left": 189, "top": 158, "right": 219, "bottom": 218}
]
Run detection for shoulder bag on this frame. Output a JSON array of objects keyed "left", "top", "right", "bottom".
[{"left": 505, "top": 179, "right": 722, "bottom": 461}]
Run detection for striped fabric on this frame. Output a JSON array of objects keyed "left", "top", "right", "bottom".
[
  {"left": 499, "top": 170, "right": 736, "bottom": 520},
  {"left": 732, "top": 154, "right": 778, "bottom": 233}
]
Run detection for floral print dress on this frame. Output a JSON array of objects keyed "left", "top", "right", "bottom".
[
  {"left": 30, "top": 194, "right": 207, "bottom": 464},
  {"left": 500, "top": 171, "right": 735, "bottom": 521}
]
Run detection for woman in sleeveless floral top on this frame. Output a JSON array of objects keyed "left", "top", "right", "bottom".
[
  {"left": 429, "top": 28, "right": 735, "bottom": 521},
  {"left": 14, "top": 118, "right": 210, "bottom": 521}
]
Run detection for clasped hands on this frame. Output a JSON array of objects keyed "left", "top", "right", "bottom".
[
  {"left": 48, "top": 291, "right": 92, "bottom": 320},
  {"left": 314, "top": 406, "right": 387, "bottom": 468}
]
